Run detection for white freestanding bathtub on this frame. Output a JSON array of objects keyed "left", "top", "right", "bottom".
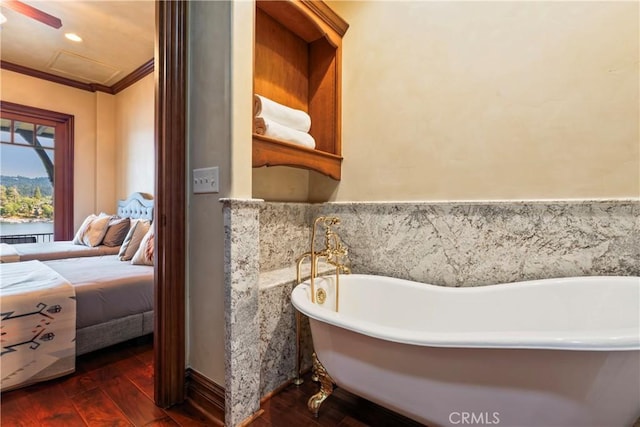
[{"left": 291, "top": 274, "right": 640, "bottom": 427}]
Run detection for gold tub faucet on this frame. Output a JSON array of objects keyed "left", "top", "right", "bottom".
[
  {"left": 309, "top": 216, "right": 350, "bottom": 309},
  {"left": 293, "top": 216, "right": 350, "bottom": 386},
  {"left": 294, "top": 216, "right": 350, "bottom": 307}
]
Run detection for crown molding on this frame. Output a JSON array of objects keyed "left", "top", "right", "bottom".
[
  {"left": 300, "top": 0, "right": 349, "bottom": 36},
  {"left": 1, "top": 58, "right": 154, "bottom": 94},
  {"left": 111, "top": 59, "right": 155, "bottom": 94}
]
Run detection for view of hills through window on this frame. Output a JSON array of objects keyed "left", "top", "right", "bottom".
[{"left": 0, "top": 118, "right": 55, "bottom": 239}]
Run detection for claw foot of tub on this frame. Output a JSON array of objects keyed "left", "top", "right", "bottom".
[{"left": 308, "top": 352, "right": 334, "bottom": 418}]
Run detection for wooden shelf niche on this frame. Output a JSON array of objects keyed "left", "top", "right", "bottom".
[{"left": 253, "top": 0, "right": 348, "bottom": 180}]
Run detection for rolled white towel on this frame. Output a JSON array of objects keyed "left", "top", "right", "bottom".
[
  {"left": 254, "top": 117, "right": 316, "bottom": 149},
  {"left": 254, "top": 94, "right": 311, "bottom": 133}
]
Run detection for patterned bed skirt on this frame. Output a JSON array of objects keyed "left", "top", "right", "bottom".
[{"left": 0, "top": 260, "right": 76, "bottom": 391}]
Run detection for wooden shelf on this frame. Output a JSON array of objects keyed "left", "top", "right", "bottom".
[
  {"left": 253, "top": 0, "right": 348, "bottom": 180},
  {"left": 252, "top": 134, "right": 342, "bottom": 180}
]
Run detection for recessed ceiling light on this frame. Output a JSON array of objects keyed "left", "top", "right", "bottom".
[{"left": 65, "top": 33, "right": 82, "bottom": 42}]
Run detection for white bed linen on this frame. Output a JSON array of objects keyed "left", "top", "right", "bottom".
[
  {"left": 0, "top": 241, "right": 120, "bottom": 263},
  {"left": 0, "top": 260, "right": 76, "bottom": 391},
  {"left": 0, "top": 244, "right": 20, "bottom": 263}
]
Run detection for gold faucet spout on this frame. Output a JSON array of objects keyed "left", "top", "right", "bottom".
[{"left": 296, "top": 251, "right": 312, "bottom": 285}]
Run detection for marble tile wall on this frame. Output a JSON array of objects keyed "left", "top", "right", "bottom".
[
  {"left": 230, "top": 199, "right": 639, "bottom": 424},
  {"left": 258, "top": 279, "right": 314, "bottom": 397},
  {"left": 258, "top": 280, "right": 298, "bottom": 396},
  {"left": 259, "top": 203, "right": 313, "bottom": 271},
  {"left": 257, "top": 203, "right": 315, "bottom": 397},
  {"left": 223, "top": 199, "right": 261, "bottom": 427},
  {"left": 257, "top": 264, "right": 330, "bottom": 397},
  {"left": 315, "top": 200, "right": 640, "bottom": 285}
]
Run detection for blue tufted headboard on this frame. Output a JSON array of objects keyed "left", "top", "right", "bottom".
[{"left": 116, "top": 192, "right": 154, "bottom": 221}]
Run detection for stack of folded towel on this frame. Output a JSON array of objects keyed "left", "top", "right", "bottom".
[{"left": 253, "top": 94, "right": 316, "bottom": 149}]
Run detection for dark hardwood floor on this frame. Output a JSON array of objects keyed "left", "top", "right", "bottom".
[
  {"left": 252, "top": 376, "right": 424, "bottom": 427},
  {"left": 0, "top": 336, "right": 213, "bottom": 427},
  {"left": 1, "top": 337, "right": 423, "bottom": 426}
]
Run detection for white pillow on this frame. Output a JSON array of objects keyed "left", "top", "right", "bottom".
[
  {"left": 72, "top": 213, "right": 111, "bottom": 247},
  {"left": 118, "top": 219, "right": 151, "bottom": 261},
  {"left": 72, "top": 215, "right": 97, "bottom": 245},
  {"left": 131, "top": 226, "right": 154, "bottom": 266}
]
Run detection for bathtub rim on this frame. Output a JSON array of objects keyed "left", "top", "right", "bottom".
[{"left": 291, "top": 274, "right": 640, "bottom": 352}]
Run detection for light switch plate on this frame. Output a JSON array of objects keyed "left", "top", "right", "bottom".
[{"left": 193, "top": 167, "right": 219, "bottom": 194}]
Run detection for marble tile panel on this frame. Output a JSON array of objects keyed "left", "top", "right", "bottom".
[
  {"left": 252, "top": 199, "right": 639, "bottom": 418},
  {"left": 259, "top": 281, "right": 297, "bottom": 396},
  {"left": 257, "top": 263, "right": 332, "bottom": 397},
  {"left": 259, "top": 202, "right": 313, "bottom": 272},
  {"left": 314, "top": 200, "right": 640, "bottom": 286},
  {"left": 223, "top": 199, "right": 262, "bottom": 427}
]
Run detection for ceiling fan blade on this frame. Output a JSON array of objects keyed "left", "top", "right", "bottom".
[{"left": 2, "top": 0, "right": 62, "bottom": 29}]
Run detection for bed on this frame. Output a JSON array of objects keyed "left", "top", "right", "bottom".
[
  {"left": 0, "top": 261, "right": 77, "bottom": 391},
  {"left": 0, "top": 255, "right": 154, "bottom": 391},
  {"left": 45, "top": 255, "right": 154, "bottom": 356},
  {"left": 0, "top": 194, "right": 155, "bottom": 391},
  {"left": 0, "top": 192, "right": 154, "bottom": 263}
]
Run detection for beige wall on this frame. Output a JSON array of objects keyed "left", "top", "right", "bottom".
[
  {"left": 1, "top": 69, "right": 100, "bottom": 230},
  {"left": 114, "top": 73, "right": 155, "bottom": 199},
  {"left": 187, "top": 0, "right": 257, "bottom": 387},
  {"left": 254, "top": 1, "right": 640, "bottom": 201},
  {"left": 95, "top": 92, "right": 117, "bottom": 213},
  {"left": 231, "top": 1, "right": 255, "bottom": 199},
  {"left": 1, "top": 70, "right": 154, "bottom": 230},
  {"left": 252, "top": 165, "right": 309, "bottom": 201}
]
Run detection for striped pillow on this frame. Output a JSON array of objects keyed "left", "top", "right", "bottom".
[
  {"left": 118, "top": 219, "right": 151, "bottom": 261},
  {"left": 72, "top": 213, "right": 111, "bottom": 247},
  {"left": 131, "top": 226, "right": 154, "bottom": 266}
]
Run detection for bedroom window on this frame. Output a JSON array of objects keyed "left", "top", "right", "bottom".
[{"left": 0, "top": 102, "right": 74, "bottom": 242}]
